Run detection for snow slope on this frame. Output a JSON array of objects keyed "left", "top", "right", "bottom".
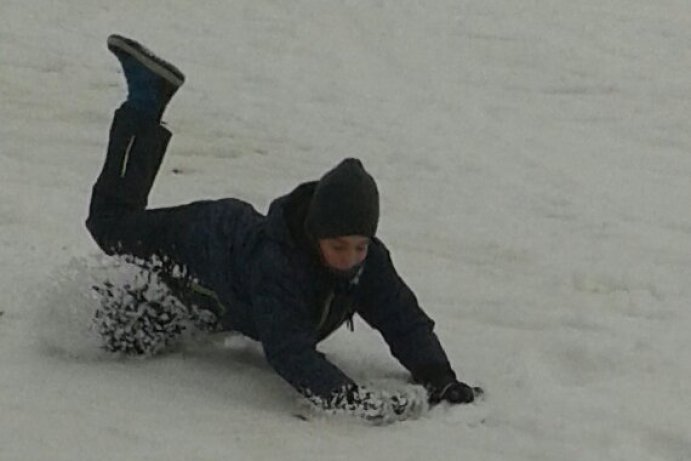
[{"left": 2, "top": 0, "right": 691, "bottom": 459}]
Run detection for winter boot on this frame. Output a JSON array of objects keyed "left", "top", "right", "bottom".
[{"left": 107, "top": 34, "right": 185, "bottom": 120}]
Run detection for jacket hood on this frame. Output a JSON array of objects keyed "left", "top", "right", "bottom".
[{"left": 264, "top": 181, "right": 317, "bottom": 249}]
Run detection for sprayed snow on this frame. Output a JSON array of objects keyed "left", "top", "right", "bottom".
[{"left": 302, "top": 384, "right": 430, "bottom": 425}]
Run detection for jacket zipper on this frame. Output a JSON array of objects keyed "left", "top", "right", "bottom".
[{"left": 317, "top": 290, "right": 335, "bottom": 332}]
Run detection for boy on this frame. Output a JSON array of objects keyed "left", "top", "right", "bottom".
[{"left": 87, "top": 35, "right": 482, "bottom": 423}]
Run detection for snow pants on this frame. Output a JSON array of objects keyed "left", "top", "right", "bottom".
[
  {"left": 87, "top": 104, "right": 186, "bottom": 260},
  {"left": 86, "top": 104, "right": 223, "bottom": 317}
]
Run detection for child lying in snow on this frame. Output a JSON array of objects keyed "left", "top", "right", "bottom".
[{"left": 86, "top": 34, "right": 482, "bottom": 423}]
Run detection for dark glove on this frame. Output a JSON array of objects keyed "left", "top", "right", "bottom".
[{"left": 428, "top": 380, "right": 483, "bottom": 405}]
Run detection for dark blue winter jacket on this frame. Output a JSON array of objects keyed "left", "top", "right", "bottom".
[{"left": 120, "top": 182, "right": 456, "bottom": 398}]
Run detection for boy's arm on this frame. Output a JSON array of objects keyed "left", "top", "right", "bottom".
[
  {"left": 357, "top": 239, "right": 480, "bottom": 403},
  {"left": 250, "top": 245, "right": 354, "bottom": 398}
]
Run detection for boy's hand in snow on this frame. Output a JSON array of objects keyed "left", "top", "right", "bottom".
[
  {"left": 428, "top": 380, "right": 483, "bottom": 405},
  {"left": 308, "top": 384, "right": 428, "bottom": 425}
]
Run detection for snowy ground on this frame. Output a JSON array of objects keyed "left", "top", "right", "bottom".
[{"left": 2, "top": 1, "right": 691, "bottom": 460}]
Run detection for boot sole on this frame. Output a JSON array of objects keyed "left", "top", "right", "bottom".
[{"left": 107, "top": 34, "right": 185, "bottom": 88}]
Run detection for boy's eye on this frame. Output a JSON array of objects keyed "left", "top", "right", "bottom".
[{"left": 326, "top": 241, "right": 369, "bottom": 254}]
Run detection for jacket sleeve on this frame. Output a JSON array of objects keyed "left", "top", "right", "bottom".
[
  {"left": 357, "top": 239, "right": 458, "bottom": 387},
  {"left": 250, "top": 243, "right": 355, "bottom": 399}
]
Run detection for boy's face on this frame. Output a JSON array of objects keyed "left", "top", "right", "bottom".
[{"left": 318, "top": 236, "right": 370, "bottom": 272}]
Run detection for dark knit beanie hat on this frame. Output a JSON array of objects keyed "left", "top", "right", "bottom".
[{"left": 304, "top": 158, "right": 379, "bottom": 239}]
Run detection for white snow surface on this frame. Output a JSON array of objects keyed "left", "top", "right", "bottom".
[{"left": 2, "top": 0, "right": 691, "bottom": 459}]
